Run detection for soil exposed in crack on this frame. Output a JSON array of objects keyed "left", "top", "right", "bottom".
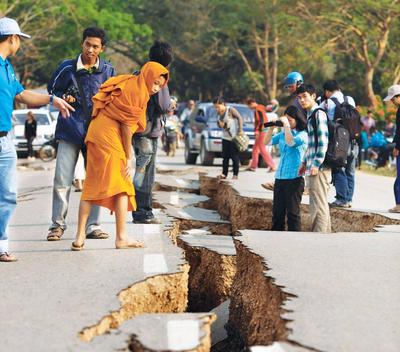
[
  {"left": 178, "top": 238, "right": 236, "bottom": 313},
  {"left": 199, "top": 174, "right": 400, "bottom": 233},
  {"left": 80, "top": 266, "right": 189, "bottom": 342},
  {"left": 226, "top": 240, "right": 295, "bottom": 348}
]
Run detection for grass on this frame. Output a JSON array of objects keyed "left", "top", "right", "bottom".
[{"left": 358, "top": 163, "right": 396, "bottom": 178}]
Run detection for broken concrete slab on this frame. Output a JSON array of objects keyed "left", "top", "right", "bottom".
[
  {"left": 155, "top": 174, "right": 200, "bottom": 192},
  {"left": 374, "top": 224, "right": 400, "bottom": 232},
  {"left": 88, "top": 313, "right": 216, "bottom": 352},
  {"left": 1, "top": 175, "right": 189, "bottom": 351},
  {"left": 180, "top": 231, "right": 236, "bottom": 256},
  {"left": 250, "top": 342, "right": 311, "bottom": 352},
  {"left": 230, "top": 230, "right": 400, "bottom": 352},
  {"left": 211, "top": 300, "right": 230, "bottom": 346},
  {"left": 153, "top": 191, "right": 209, "bottom": 208},
  {"left": 163, "top": 204, "right": 229, "bottom": 224}
]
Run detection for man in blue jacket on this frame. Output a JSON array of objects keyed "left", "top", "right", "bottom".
[{"left": 47, "top": 27, "right": 115, "bottom": 241}]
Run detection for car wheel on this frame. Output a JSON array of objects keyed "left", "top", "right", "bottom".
[
  {"left": 39, "top": 144, "right": 57, "bottom": 162},
  {"left": 240, "top": 158, "right": 251, "bottom": 166},
  {"left": 200, "top": 140, "right": 214, "bottom": 166},
  {"left": 184, "top": 139, "right": 198, "bottom": 165}
]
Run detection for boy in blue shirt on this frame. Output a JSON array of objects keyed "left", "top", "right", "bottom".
[{"left": 264, "top": 106, "right": 308, "bottom": 231}]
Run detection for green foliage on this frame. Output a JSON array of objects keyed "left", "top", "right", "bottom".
[{"left": 5, "top": 0, "right": 400, "bottom": 108}]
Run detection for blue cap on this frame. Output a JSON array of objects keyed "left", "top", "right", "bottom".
[
  {"left": 284, "top": 71, "right": 303, "bottom": 86},
  {"left": 0, "top": 17, "right": 31, "bottom": 38}
]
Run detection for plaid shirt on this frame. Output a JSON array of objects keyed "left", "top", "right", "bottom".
[{"left": 303, "top": 104, "right": 329, "bottom": 175}]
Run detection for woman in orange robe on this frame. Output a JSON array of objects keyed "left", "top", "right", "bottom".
[{"left": 72, "top": 61, "right": 168, "bottom": 250}]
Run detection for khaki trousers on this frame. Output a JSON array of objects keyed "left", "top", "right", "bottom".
[{"left": 307, "top": 169, "right": 331, "bottom": 233}]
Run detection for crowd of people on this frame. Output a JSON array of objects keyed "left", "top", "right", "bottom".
[
  {"left": 0, "top": 18, "right": 171, "bottom": 261},
  {"left": 1, "top": 16, "right": 400, "bottom": 263}
]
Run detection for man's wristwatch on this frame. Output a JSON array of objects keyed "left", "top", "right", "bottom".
[{"left": 49, "top": 94, "right": 55, "bottom": 105}]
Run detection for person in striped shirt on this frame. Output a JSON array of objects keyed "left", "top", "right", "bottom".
[{"left": 297, "top": 84, "right": 331, "bottom": 233}]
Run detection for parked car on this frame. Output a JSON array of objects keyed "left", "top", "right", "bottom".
[
  {"left": 184, "top": 102, "right": 277, "bottom": 166},
  {"left": 12, "top": 109, "right": 56, "bottom": 155}
]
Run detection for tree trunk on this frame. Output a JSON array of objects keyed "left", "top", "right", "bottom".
[{"left": 365, "top": 67, "right": 377, "bottom": 108}]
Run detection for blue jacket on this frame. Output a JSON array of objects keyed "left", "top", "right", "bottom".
[{"left": 47, "top": 56, "right": 115, "bottom": 145}]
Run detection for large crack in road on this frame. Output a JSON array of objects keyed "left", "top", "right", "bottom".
[{"left": 76, "top": 168, "right": 400, "bottom": 351}]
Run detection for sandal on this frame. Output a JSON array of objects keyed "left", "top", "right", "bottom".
[
  {"left": 86, "top": 230, "right": 109, "bottom": 239},
  {"left": 115, "top": 241, "right": 145, "bottom": 249},
  {"left": 217, "top": 174, "right": 227, "bottom": 180},
  {"left": 71, "top": 241, "right": 85, "bottom": 251},
  {"left": 261, "top": 182, "right": 275, "bottom": 191},
  {"left": 47, "top": 227, "right": 64, "bottom": 241},
  {"left": 389, "top": 206, "right": 400, "bottom": 213},
  {"left": 0, "top": 252, "right": 18, "bottom": 262}
]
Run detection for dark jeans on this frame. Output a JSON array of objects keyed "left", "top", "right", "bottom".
[
  {"left": 132, "top": 135, "right": 158, "bottom": 221},
  {"left": 272, "top": 177, "right": 304, "bottom": 231},
  {"left": 394, "top": 156, "right": 400, "bottom": 204},
  {"left": 333, "top": 143, "right": 358, "bottom": 203},
  {"left": 27, "top": 136, "right": 35, "bottom": 157},
  {"left": 222, "top": 139, "right": 240, "bottom": 176}
]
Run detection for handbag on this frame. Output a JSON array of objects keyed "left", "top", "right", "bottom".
[
  {"left": 232, "top": 133, "right": 250, "bottom": 152},
  {"left": 223, "top": 107, "right": 249, "bottom": 152}
]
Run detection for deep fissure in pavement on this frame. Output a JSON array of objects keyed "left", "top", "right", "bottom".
[
  {"left": 82, "top": 169, "right": 399, "bottom": 351},
  {"left": 199, "top": 174, "right": 400, "bottom": 233}
]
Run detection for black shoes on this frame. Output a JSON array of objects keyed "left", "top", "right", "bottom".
[{"left": 132, "top": 217, "right": 161, "bottom": 224}]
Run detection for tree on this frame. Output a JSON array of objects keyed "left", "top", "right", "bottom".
[{"left": 298, "top": 0, "right": 400, "bottom": 107}]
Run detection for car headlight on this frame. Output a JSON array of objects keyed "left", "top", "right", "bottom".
[
  {"left": 209, "top": 130, "right": 223, "bottom": 138},
  {"left": 44, "top": 134, "right": 54, "bottom": 140}
]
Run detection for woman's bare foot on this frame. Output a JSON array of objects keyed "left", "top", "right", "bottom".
[
  {"left": 232, "top": 175, "right": 238, "bottom": 180},
  {"left": 115, "top": 240, "right": 145, "bottom": 249}
]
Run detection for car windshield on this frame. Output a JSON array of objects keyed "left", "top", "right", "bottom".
[
  {"left": 207, "top": 105, "right": 253, "bottom": 124},
  {"left": 13, "top": 113, "right": 50, "bottom": 126}
]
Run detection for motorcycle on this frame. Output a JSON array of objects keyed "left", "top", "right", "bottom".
[{"left": 38, "top": 138, "right": 58, "bottom": 162}]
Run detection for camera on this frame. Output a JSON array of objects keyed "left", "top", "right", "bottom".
[
  {"left": 64, "top": 85, "right": 79, "bottom": 100},
  {"left": 263, "top": 120, "right": 284, "bottom": 128}
]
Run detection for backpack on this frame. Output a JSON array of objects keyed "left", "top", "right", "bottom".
[
  {"left": 310, "top": 108, "right": 350, "bottom": 169},
  {"left": 330, "top": 96, "right": 362, "bottom": 140}
]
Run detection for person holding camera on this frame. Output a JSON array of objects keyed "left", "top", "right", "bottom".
[
  {"left": 214, "top": 96, "right": 243, "bottom": 180},
  {"left": 264, "top": 106, "right": 308, "bottom": 231},
  {"left": 46, "top": 27, "right": 115, "bottom": 241}
]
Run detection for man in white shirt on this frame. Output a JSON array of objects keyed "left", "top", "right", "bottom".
[{"left": 320, "top": 80, "right": 358, "bottom": 208}]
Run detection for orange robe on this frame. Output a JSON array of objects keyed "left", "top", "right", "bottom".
[{"left": 81, "top": 62, "right": 169, "bottom": 212}]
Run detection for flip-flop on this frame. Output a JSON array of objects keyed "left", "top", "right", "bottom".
[
  {"left": 71, "top": 241, "right": 85, "bottom": 251},
  {"left": 389, "top": 207, "right": 400, "bottom": 213},
  {"left": 0, "top": 252, "right": 18, "bottom": 262},
  {"left": 261, "top": 182, "right": 274, "bottom": 191},
  {"left": 115, "top": 241, "right": 145, "bottom": 249}
]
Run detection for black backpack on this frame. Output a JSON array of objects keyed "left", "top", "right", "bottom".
[
  {"left": 331, "top": 96, "right": 362, "bottom": 140},
  {"left": 310, "top": 108, "right": 350, "bottom": 170}
]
